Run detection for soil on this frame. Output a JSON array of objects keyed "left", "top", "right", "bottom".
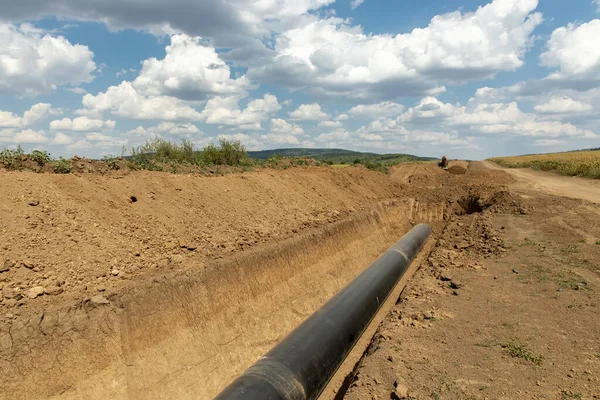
[
  {"left": 1, "top": 161, "right": 599, "bottom": 399},
  {"left": 343, "top": 162, "right": 600, "bottom": 400}
]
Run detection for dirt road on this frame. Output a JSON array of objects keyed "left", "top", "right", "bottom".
[{"left": 484, "top": 160, "right": 600, "bottom": 204}]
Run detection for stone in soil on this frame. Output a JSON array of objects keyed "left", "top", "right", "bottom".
[{"left": 26, "top": 286, "right": 45, "bottom": 299}]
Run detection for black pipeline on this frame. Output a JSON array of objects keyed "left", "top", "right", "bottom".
[{"left": 214, "top": 223, "right": 432, "bottom": 400}]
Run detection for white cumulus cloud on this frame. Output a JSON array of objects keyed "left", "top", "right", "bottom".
[
  {"left": 50, "top": 117, "right": 116, "bottom": 132},
  {"left": 0, "top": 23, "right": 96, "bottom": 96},
  {"left": 132, "top": 34, "right": 253, "bottom": 100},
  {"left": 0, "top": 103, "right": 57, "bottom": 128},
  {"left": 249, "top": 0, "right": 543, "bottom": 99},
  {"left": 541, "top": 19, "right": 600, "bottom": 82},
  {"left": 289, "top": 103, "right": 330, "bottom": 121},
  {"left": 533, "top": 96, "right": 593, "bottom": 114}
]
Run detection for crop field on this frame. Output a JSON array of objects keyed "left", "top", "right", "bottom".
[{"left": 489, "top": 149, "right": 600, "bottom": 179}]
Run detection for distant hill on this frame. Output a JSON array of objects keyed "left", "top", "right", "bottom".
[{"left": 248, "top": 148, "right": 436, "bottom": 163}]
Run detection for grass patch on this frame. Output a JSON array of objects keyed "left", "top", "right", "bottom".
[
  {"left": 561, "top": 391, "right": 583, "bottom": 399},
  {"left": 502, "top": 341, "right": 543, "bottom": 364},
  {"left": 556, "top": 270, "right": 589, "bottom": 291}
]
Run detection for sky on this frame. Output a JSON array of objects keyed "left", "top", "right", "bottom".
[{"left": 0, "top": 0, "right": 599, "bottom": 160}]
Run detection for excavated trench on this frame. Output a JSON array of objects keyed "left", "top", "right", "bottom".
[{"left": 2, "top": 199, "right": 446, "bottom": 400}]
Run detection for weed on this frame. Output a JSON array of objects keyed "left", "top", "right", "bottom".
[
  {"left": 102, "top": 155, "right": 120, "bottom": 170},
  {"left": 523, "top": 237, "right": 538, "bottom": 246},
  {"left": 502, "top": 342, "right": 543, "bottom": 364},
  {"left": 562, "top": 244, "right": 580, "bottom": 254},
  {"left": 475, "top": 339, "right": 499, "bottom": 348},
  {"left": 561, "top": 391, "right": 582, "bottom": 399},
  {"left": 556, "top": 270, "right": 589, "bottom": 291},
  {"left": 431, "top": 392, "right": 440, "bottom": 400},
  {"left": 596, "top": 241, "right": 600, "bottom": 245},
  {"left": 52, "top": 157, "right": 72, "bottom": 174},
  {"left": 0, "top": 145, "right": 25, "bottom": 170},
  {"left": 29, "top": 150, "right": 52, "bottom": 166}
]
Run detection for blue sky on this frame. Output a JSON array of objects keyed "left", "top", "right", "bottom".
[{"left": 1, "top": 0, "right": 599, "bottom": 160}]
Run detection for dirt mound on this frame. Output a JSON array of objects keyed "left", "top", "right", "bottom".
[
  {"left": 0, "top": 167, "right": 398, "bottom": 316},
  {"left": 448, "top": 165, "right": 467, "bottom": 175}
]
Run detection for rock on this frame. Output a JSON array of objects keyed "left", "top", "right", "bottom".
[
  {"left": 111, "top": 269, "right": 120, "bottom": 276},
  {"left": 90, "top": 295, "right": 110, "bottom": 305},
  {"left": 452, "top": 290, "right": 459, "bottom": 296},
  {"left": 28, "top": 199, "right": 40, "bottom": 206},
  {"left": 3, "top": 298, "right": 17, "bottom": 307},
  {"left": 439, "top": 274, "right": 452, "bottom": 282},
  {"left": 391, "top": 383, "right": 409, "bottom": 399},
  {"left": 26, "top": 286, "right": 45, "bottom": 299},
  {"left": 44, "top": 286, "right": 63, "bottom": 296},
  {"left": 512, "top": 268, "right": 519, "bottom": 274},
  {"left": 96, "top": 286, "right": 106, "bottom": 292}
]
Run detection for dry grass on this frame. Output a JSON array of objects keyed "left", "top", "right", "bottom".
[{"left": 489, "top": 150, "right": 600, "bottom": 179}]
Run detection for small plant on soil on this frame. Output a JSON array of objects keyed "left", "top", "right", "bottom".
[
  {"left": 52, "top": 157, "right": 72, "bottom": 174},
  {"left": 502, "top": 342, "right": 543, "bottom": 365},
  {"left": 561, "top": 391, "right": 582, "bottom": 399},
  {"left": 29, "top": 150, "right": 52, "bottom": 166},
  {"left": 596, "top": 240, "right": 600, "bottom": 245}
]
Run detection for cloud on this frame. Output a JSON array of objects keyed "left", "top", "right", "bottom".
[
  {"left": 0, "top": 103, "right": 57, "bottom": 128},
  {"left": 269, "top": 118, "right": 305, "bottom": 135},
  {"left": 289, "top": 103, "right": 330, "bottom": 120},
  {"left": 66, "top": 87, "right": 88, "bottom": 94},
  {"left": 0, "top": 23, "right": 96, "bottom": 96},
  {"left": 396, "top": 96, "right": 597, "bottom": 139},
  {"left": 533, "top": 96, "right": 593, "bottom": 114},
  {"left": 199, "top": 94, "right": 281, "bottom": 128},
  {"left": 249, "top": 0, "right": 542, "bottom": 99},
  {"left": 79, "top": 82, "right": 203, "bottom": 121},
  {"left": 348, "top": 102, "right": 405, "bottom": 119},
  {"left": 0, "top": 128, "right": 48, "bottom": 143},
  {"left": 0, "top": 0, "right": 335, "bottom": 59},
  {"left": 540, "top": 19, "right": 600, "bottom": 84},
  {"left": 132, "top": 34, "right": 253, "bottom": 100},
  {"left": 319, "top": 120, "right": 343, "bottom": 128},
  {"left": 50, "top": 117, "right": 116, "bottom": 132},
  {"left": 154, "top": 122, "right": 200, "bottom": 135},
  {"left": 52, "top": 132, "right": 74, "bottom": 145},
  {"left": 350, "top": 0, "right": 365, "bottom": 10},
  {"left": 535, "top": 139, "right": 565, "bottom": 146},
  {"left": 594, "top": 0, "right": 600, "bottom": 13}
]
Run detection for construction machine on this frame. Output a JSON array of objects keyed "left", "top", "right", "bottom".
[{"left": 438, "top": 155, "right": 448, "bottom": 170}]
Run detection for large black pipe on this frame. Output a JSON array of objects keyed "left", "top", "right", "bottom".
[{"left": 214, "top": 223, "right": 432, "bottom": 400}]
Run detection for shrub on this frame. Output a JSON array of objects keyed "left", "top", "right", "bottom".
[
  {"left": 102, "top": 155, "right": 120, "bottom": 170},
  {"left": 0, "top": 145, "right": 25, "bottom": 170},
  {"left": 52, "top": 157, "right": 72, "bottom": 174},
  {"left": 29, "top": 150, "right": 53, "bottom": 166},
  {"left": 201, "top": 138, "right": 248, "bottom": 166}
]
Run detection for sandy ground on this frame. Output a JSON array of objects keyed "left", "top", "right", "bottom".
[
  {"left": 344, "top": 162, "right": 600, "bottom": 400},
  {"left": 1, "top": 162, "right": 599, "bottom": 399}
]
